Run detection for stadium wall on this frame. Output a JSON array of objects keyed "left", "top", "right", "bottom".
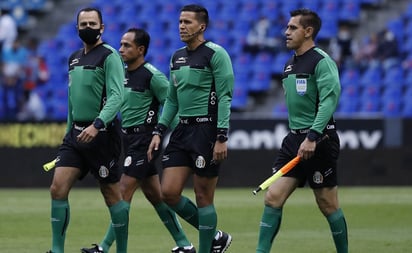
[{"left": 1, "top": 119, "right": 411, "bottom": 187}]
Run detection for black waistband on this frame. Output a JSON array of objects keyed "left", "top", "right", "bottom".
[
  {"left": 121, "top": 124, "right": 148, "bottom": 134},
  {"left": 73, "top": 122, "right": 107, "bottom": 132},
  {"left": 179, "top": 116, "right": 214, "bottom": 125},
  {"left": 290, "top": 124, "right": 336, "bottom": 135}
]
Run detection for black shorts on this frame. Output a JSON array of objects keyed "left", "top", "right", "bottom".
[
  {"left": 122, "top": 128, "right": 160, "bottom": 180},
  {"left": 55, "top": 120, "right": 122, "bottom": 184},
  {"left": 162, "top": 122, "right": 219, "bottom": 177},
  {"left": 273, "top": 130, "right": 340, "bottom": 188}
]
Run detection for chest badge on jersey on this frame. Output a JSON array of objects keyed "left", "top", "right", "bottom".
[{"left": 296, "top": 78, "right": 307, "bottom": 96}]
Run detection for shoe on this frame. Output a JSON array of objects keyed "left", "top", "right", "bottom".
[
  {"left": 171, "top": 244, "right": 196, "bottom": 253},
  {"left": 211, "top": 230, "right": 232, "bottom": 253},
  {"left": 81, "top": 244, "right": 104, "bottom": 253},
  {"left": 46, "top": 251, "right": 53, "bottom": 253}
]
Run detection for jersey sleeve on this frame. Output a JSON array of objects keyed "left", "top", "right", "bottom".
[
  {"left": 158, "top": 71, "right": 179, "bottom": 128},
  {"left": 211, "top": 47, "right": 234, "bottom": 129},
  {"left": 311, "top": 58, "right": 341, "bottom": 133},
  {"left": 99, "top": 52, "right": 125, "bottom": 126}
]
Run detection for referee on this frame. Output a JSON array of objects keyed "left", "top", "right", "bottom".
[
  {"left": 255, "top": 8, "right": 348, "bottom": 253},
  {"left": 47, "top": 7, "right": 129, "bottom": 253}
]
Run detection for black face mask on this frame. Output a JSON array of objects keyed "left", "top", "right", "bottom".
[{"left": 78, "top": 27, "right": 101, "bottom": 45}]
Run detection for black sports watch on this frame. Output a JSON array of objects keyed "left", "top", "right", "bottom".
[{"left": 217, "top": 134, "right": 228, "bottom": 143}]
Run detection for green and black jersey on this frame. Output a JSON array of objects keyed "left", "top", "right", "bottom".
[
  {"left": 120, "top": 62, "right": 168, "bottom": 128},
  {"left": 66, "top": 43, "right": 125, "bottom": 132},
  {"left": 282, "top": 47, "right": 341, "bottom": 135},
  {"left": 159, "top": 41, "right": 234, "bottom": 130}
]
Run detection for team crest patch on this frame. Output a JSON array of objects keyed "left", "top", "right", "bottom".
[
  {"left": 195, "top": 156, "right": 206, "bottom": 168},
  {"left": 296, "top": 78, "right": 307, "bottom": 95},
  {"left": 99, "top": 165, "right": 109, "bottom": 178},
  {"left": 313, "top": 171, "right": 323, "bottom": 184},
  {"left": 124, "top": 156, "right": 132, "bottom": 167}
]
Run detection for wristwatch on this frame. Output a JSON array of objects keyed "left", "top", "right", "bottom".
[{"left": 217, "top": 134, "right": 228, "bottom": 143}]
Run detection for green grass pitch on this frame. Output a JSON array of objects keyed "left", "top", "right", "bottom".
[{"left": 1, "top": 187, "right": 411, "bottom": 252}]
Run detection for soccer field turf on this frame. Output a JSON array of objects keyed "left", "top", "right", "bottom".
[{"left": 0, "top": 187, "right": 411, "bottom": 253}]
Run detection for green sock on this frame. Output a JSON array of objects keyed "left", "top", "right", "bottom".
[
  {"left": 155, "top": 202, "right": 191, "bottom": 247},
  {"left": 198, "top": 205, "right": 217, "bottom": 253},
  {"left": 51, "top": 199, "right": 70, "bottom": 253},
  {"left": 170, "top": 196, "right": 199, "bottom": 229},
  {"left": 327, "top": 208, "right": 348, "bottom": 253},
  {"left": 109, "top": 201, "right": 130, "bottom": 253},
  {"left": 256, "top": 205, "right": 282, "bottom": 253},
  {"left": 100, "top": 220, "right": 116, "bottom": 253}
]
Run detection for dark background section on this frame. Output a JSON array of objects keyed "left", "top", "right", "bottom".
[
  {"left": 2, "top": 147, "right": 411, "bottom": 188},
  {"left": 1, "top": 119, "right": 411, "bottom": 187}
]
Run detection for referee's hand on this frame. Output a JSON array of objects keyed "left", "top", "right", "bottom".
[
  {"left": 77, "top": 125, "right": 99, "bottom": 143},
  {"left": 297, "top": 138, "right": 316, "bottom": 160},
  {"left": 147, "top": 135, "right": 161, "bottom": 161}
]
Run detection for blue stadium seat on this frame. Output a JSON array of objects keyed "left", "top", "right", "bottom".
[
  {"left": 252, "top": 52, "right": 274, "bottom": 72},
  {"left": 337, "top": 96, "right": 359, "bottom": 114},
  {"left": 231, "top": 72, "right": 250, "bottom": 111},
  {"left": 386, "top": 17, "right": 404, "bottom": 44},
  {"left": 249, "top": 70, "right": 271, "bottom": 92},
  {"left": 317, "top": 15, "right": 338, "bottom": 40},
  {"left": 272, "top": 102, "right": 288, "bottom": 117},
  {"left": 359, "top": 65, "right": 382, "bottom": 87},
  {"left": 382, "top": 68, "right": 404, "bottom": 88},
  {"left": 402, "top": 100, "right": 412, "bottom": 117},
  {"left": 271, "top": 51, "right": 292, "bottom": 75},
  {"left": 360, "top": 97, "right": 380, "bottom": 113},
  {"left": 339, "top": 0, "right": 361, "bottom": 23},
  {"left": 238, "top": 1, "right": 260, "bottom": 22},
  {"left": 382, "top": 98, "right": 401, "bottom": 117},
  {"left": 260, "top": 1, "right": 280, "bottom": 19},
  {"left": 23, "top": 0, "right": 47, "bottom": 11},
  {"left": 340, "top": 68, "right": 361, "bottom": 87}
]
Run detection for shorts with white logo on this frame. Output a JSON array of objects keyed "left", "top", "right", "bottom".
[
  {"left": 273, "top": 130, "right": 340, "bottom": 188},
  {"left": 56, "top": 121, "right": 122, "bottom": 184},
  {"left": 162, "top": 123, "right": 219, "bottom": 177},
  {"left": 122, "top": 131, "right": 160, "bottom": 180}
]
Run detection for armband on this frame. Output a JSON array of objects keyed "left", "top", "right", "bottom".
[
  {"left": 93, "top": 118, "right": 105, "bottom": 130},
  {"left": 152, "top": 124, "right": 167, "bottom": 137}
]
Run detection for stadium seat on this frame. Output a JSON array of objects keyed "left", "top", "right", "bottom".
[
  {"left": 271, "top": 51, "right": 292, "bottom": 75},
  {"left": 402, "top": 100, "right": 412, "bottom": 117},
  {"left": 382, "top": 68, "right": 404, "bottom": 88},
  {"left": 339, "top": 0, "right": 361, "bottom": 23},
  {"left": 23, "top": 0, "right": 47, "bottom": 11},
  {"left": 249, "top": 70, "right": 271, "bottom": 93},
  {"left": 231, "top": 72, "right": 250, "bottom": 111},
  {"left": 340, "top": 68, "right": 361, "bottom": 87},
  {"left": 360, "top": 97, "right": 380, "bottom": 113},
  {"left": 382, "top": 98, "right": 401, "bottom": 117},
  {"left": 272, "top": 102, "right": 288, "bottom": 117},
  {"left": 359, "top": 65, "right": 382, "bottom": 87}
]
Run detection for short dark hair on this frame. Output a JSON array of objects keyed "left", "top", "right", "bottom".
[
  {"left": 181, "top": 4, "right": 209, "bottom": 28},
  {"left": 127, "top": 28, "right": 150, "bottom": 56},
  {"left": 290, "top": 8, "right": 321, "bottom": 39},
  {"left": 77, "top": 7, "right": 103, "bottom": 25}
]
